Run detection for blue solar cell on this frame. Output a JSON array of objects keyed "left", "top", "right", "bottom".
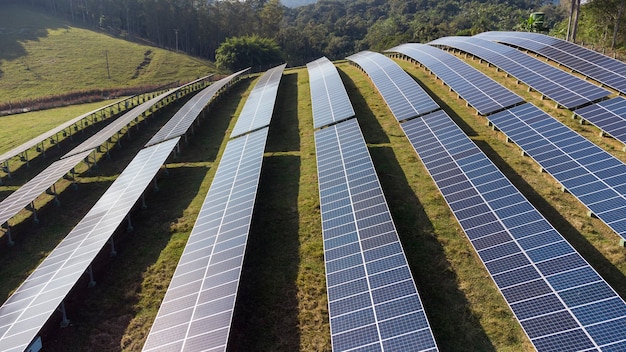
[
  {"left": 532, "top": 329, "right": 595, "bottom": 352},
  {"left": 560, "top": 281, "right": 617, "bottom": 307},
  {"left": 520, "top": 310, "right": 580, "bottom": 338},
  {"left": 572, "top": 297, "right": 626, "bottom": 325},
  {"left": 331, "top": 308, "right": 376, "bottom": 334},
  {"left": 526, "top": 241, "right": 573, "bottom": 262},
  {"left": 379, "top": 312, "right": 429, "bottom": 339},
  {"left": 511, "top": 294, "right": 564, "bottom": 320},
  {"left": 586, "top": 318, "right": 626, "bottom": 345},
  {"left": 501, "top": 279, "right": 552, "bottom": 303}
]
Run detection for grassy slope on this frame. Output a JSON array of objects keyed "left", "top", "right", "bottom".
[
  {"left": 0, "top": 4, "right": 214, "bottom": 104},
  {"left": 2, "top": 34, "right": 626, "bottom": 352}
]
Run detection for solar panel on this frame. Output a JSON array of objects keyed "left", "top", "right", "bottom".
[
  {"left": 315, "top": 118, "right": 438, "bottom": 352},
  {"left": 0, "top": 149, "right": 91, "bottom": 228},
  {"left": 401, "top": 109, "right": 626, "bottom": 351},
  {"left": 488, "top": 103, "right": 626, "bottom": 240},
  {"left": 429, "top": 36, "right": 611, "bottom": 110},
  {"left": 143, "top": 128, "right": 268, "bottom": 352},
  {"left": 573, "top": 97, "right": 626, "bottom": 149},
  {"left": 146, "top": 69, "right": 249, "bottom": 147},
  {"left": 306, "top": 57, "right": 355, "bottom": 128},
  {"left": 386, "top": 43, "right": 524, "bottom": 115},
  {"left": 0, "top": 137, "right": 179, "bottom": 352},
  {"left": 475, "top": 31, "right": 626, "bottom": 95},
  {"left": 229, "top": 64, "right": 286, "bottom": 138},
  {"left": 346, "top": 51, "right": 440, "bottom": 121}
]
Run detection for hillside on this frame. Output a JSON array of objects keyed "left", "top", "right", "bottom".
[{"left": 0, "top": 4, "right": 215, "bottom": 105}]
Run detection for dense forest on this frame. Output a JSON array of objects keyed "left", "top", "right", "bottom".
[{"left": 1, "top": 0, "right": 624, "bottom": 67}]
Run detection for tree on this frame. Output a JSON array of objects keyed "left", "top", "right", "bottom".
[{"left": 215, "top": 35, "right": 283, "bottom": 71}]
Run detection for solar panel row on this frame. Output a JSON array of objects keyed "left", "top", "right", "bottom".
[
  {"left": 488, "top": 103, "right": 626, "bottom": 241},
  {"left": 402, "top": 109, "right": 626, "bottom": 351},
  {"left": 0, "top": 97, "right": 125, "bottom": 171},
  {"left": 143, "top": 128, "right": 268, "bottom": 352},
  {"left": 429, "top": 36, "right": 611, "bottom": 110},
  {"left": 386, "top": 43, "right": 524, "bottom": 115},
  {"left": 230, "top": 64, "right": 286, "bottom": 138},
  {"left": 146, "top": 69, "right": 249, "bottom": 147},
  {"left": 0, "top": 137, "right": 180, "bottom": 352},
  {"left": 62, "top": 89, "right": 176, "bottom": 159},
  {"left": 346, "top": 51, "right": 440, "bottom": 121},
  {"left": 475, "top": 31, "right": 626, "bottom": 95},
  {"left": 315, "top": 118, "right": 438, "bottom": 352},
  {"left": 573, "top": 97, "right": 626, "bottom": 150},
  {"left": 0, "top": 149, "right": 92, "bottom": 233},
  {"left": 307, "top": 57, "right": 355, "bottom": 129}
]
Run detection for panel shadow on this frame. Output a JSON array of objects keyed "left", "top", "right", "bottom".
[{"left": 229, "top": 154, "right": 302, "bottom": 351}]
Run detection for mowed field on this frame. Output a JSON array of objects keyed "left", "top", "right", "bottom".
[{"left": 1, "top": 51, "right": 626, "bottom": 352}]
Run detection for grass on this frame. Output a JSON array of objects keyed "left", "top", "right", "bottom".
[
  {"left": 0, "top": 4, "right": 215, "bottom": 105},
  {"left": 2, "top": 47, "right": 626, "bottom": 352},
  {"left": 0, "top": 99, "right": 121, "bottom": 155}
]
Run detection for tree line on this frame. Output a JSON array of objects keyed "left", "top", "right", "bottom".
[{"left": 3, "top": 0, "right": 625, "bottom": 69}]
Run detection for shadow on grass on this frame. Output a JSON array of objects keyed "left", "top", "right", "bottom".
[
  {"left": 230, "top": 70, "right": 302, "bottom": 351},
  {"left": 0, "top": 4, "right": 62, "bottom": 63},
  {"left": 474, "top": 139, "right": 626, "bottom": 296},
  {"left": 230, "top": 155, "right": 302, "bottom": 351},
  {"left": 368, "top": 145, "right": 497, "bottom": 351},
  {"left": 337, "top": 68, "right": 390, "bottom": 144},
  {"left": 266, "top": 72, "right": 300, "bottom": 153}
]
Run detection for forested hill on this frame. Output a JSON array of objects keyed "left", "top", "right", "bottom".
[{"left": 3, "top": 0, "right": 561, "bottom": 65}]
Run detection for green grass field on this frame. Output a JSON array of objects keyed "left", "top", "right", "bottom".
[
  {"left": 2, "top": 13, "right": 626, "bottom": 351},
  {"left": 0, "top": 4, "right": 214, "bottom": 105}
]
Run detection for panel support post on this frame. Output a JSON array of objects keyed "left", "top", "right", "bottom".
[
  {"left": 87, "top": 265, "right": 96, "bottom": 288},
  {"left": 2, "top": 160, "right": 11, "bottom": 179},
  {"left": 141, "top": 194, "right": 147, "bottom": 209},
  {"left": 126, "top": 214, "right": 134, "bottom": 232},
  {"left": 109, "top": 238, "right": 117, "bottom": 257},
  {"left": 58, "top": 302, "right": 70, "bottom": 328},
  {"left": 3, "top": 222, "right": 14, "bottom": 247},
  {"left": 29, "top": 201, "right": 39, "bottom": 223},
  {"left": 153, "top": 179, "right": 159, "bottom": 192}
]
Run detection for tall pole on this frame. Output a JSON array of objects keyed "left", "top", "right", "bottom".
[
  {"left": 174, "top": 29, "right": 179, "bottom": 52},
  {"left": 105, "top": 50, "right": 111, "bottom": 79}
]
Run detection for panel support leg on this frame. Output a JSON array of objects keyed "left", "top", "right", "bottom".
[
  {"left": 58, "top": 302, "right": 70, "bottom": 328},
  {"left": 87, "top": 265, "right": 96, "bottom": 288},
  {"left": 29, "top": 202, "right": 39, "bottom": 223},
  {"left": 141, "top": 194, "right": 148, "bottom": 209},
  {"left": 3, "top": 222, "right": 13, "bottom": 247},
  {"left": 126, "top": 214, "right": 134, "bottom": 232},
  {"left": 109, "top": 238, "right": 117, "bottom": 257}
]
